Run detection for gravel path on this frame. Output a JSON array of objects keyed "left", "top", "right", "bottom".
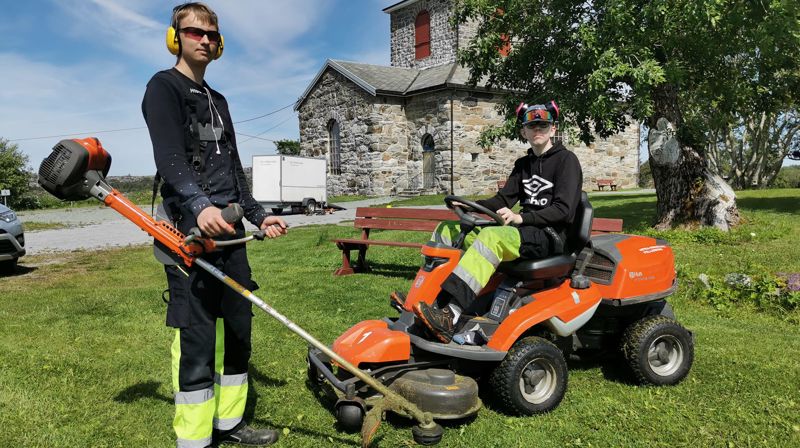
[
  {"left": 18, "top": 198, "right": 394, "bottom": 255},
  {"left": 17, "top": 189, "right": 652, "bottom": 255}
]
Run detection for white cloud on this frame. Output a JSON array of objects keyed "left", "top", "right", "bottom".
[
  {"left": 211, "top": 0, "right": 334, "bottom": 55},
  {"left": 0, "top": 53, "right": 154, "bottom": 176},
  {"left": 2, "top": 1, "right": 395, "bottom": 174}
]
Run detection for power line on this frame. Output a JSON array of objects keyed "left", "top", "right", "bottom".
[
  {"left": 233, "top": 102, "right": 294, "bottom": 124},
  {"left": 234, "top": 132, "right": 277, "bottom": 143},
  {"left": 7, "top": 126, "right": 143, "bottom": 142},
  {"left": 237, "top": 114, "right": 296, "bottom": 144},
  {"left": 6, "top": 101, "right": 297, "bottom": 142}
]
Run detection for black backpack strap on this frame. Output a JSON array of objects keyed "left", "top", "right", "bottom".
[
  {"left": 164, "top": 69, "right": 211, "bottom": 194},
  {"left": 151, "top": 171, "right": 162, "bottom": 216},
  {"left": 184, "top": 99, "right": 211, "bottom": 194}
]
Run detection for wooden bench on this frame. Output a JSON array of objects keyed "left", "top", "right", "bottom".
[
  {"left": 333, "top": 207, "right": 459, "bottom": 276},
  {"left": 333, "top": 207, "right": 624, "bottom": 276},
  {"left": 596, "top": 179, "right": 618, "bottom": 191}
]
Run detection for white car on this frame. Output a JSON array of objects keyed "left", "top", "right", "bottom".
[{"left": 0, "top": 204, "right": 25, "bottom": 273}]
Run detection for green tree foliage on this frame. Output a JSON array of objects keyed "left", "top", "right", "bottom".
[
  {"left": 773, "top": 165, "right": 800, "bottom": 188},
  {"left": 455, "top": 0, "right": 800, "bottom": 229},
  {"left": 0, "top": 138, "right": 32, "bottom": 209},
  {"left": 275, "top": 139, "right": 301, "bottom": 155}
]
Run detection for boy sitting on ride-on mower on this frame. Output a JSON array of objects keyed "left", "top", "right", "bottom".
[{"left": 413, "top": 101, "right": 584, "bottom": 343}]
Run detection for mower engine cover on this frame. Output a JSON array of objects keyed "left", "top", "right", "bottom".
[{"left": 38, "top": 138, "right": 112, "bottom": 200}]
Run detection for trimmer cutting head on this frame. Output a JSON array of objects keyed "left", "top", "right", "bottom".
[{"left": 38, "top": 138, "right": 112, "bottom": 200}]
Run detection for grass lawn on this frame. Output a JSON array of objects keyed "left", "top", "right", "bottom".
[{"left": 1, "top": 190, "right": 799, "bottom": 447}]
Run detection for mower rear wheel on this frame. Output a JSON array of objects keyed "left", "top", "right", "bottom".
[
  {"left": 489, "top": 336, "right": 568, "bottom": 415},
  {"left": 412, "top": 423, "right": 444, "bottom": 446},
  {"left": 621, "top": 315, "right": 694, "bottom": 386}
]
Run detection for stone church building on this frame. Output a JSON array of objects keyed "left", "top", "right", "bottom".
[{"left": 295, "top": 0, "right": 639, "bottom": 196}]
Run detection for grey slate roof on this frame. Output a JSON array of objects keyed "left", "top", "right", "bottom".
[{"left": 294, "top": 59, "right": 497, "bottom": 110}]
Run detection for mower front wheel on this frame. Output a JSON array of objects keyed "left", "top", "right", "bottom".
[
  {"left": 489, "top": 336, "right": 568, "bottom": 415},
  {"left": 621, "top": 315, "right": 694, "bottom": 386},
  {"left": 412, "top": 423, "right": 444, "bottom": 446}
]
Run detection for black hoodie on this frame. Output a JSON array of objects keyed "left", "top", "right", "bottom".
[{"left": 477, "top": 142, "right": 583, "bottom": 233}]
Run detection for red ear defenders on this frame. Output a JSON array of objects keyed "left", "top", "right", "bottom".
[{"left": 166, "top": 3, "right": 224, "bottom": 59}]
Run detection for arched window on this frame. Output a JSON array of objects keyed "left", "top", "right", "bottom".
[
  {"left": 415, "top": 10, "right": 431, "bottom": 60},
  {"left": 421, "top": 134, "right": 435, "bottom": 189},
  {"left": 328, "top": 120, "right": 341, "bottom": 175},
  {"left": 422, "top": 134, "right": 435, "bottom": 152}
]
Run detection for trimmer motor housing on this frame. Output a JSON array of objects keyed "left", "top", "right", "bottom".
[{"left": 38, "top": 138, "right": 112, "bottom": 201}]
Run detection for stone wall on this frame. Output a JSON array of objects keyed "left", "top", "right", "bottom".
[
  {"left": 569, "top": 124, "right": 641, "bottom": 190},
  {"left": 389, "top": 0, "right": 456, "bottom": 69},
  {"left": 299, "top": 73, "right": 639, "bottom": 196},
  {"left": 399, "top": 90, "right": 530, "bottom": 195},
  {"left": 297, "top": 69, "right": 393, "bottom": 196}
]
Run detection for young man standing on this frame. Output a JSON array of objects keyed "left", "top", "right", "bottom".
[
  {"left": 414, "top": 102, "right": 584, "bottom": 343},
  {"left": 142, "top": 3, "right": 285, "bottom": 447}
]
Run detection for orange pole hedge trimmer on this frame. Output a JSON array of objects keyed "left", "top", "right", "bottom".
[{"left": 37, "top": 138, "right": 444, "bottom": 447}]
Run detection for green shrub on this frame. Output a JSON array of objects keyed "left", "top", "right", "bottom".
[
  {"left": 695, "top": 272, "right": 800, "bottom": 319},
  {"left": 772, "top": 165, "right": 800, "bottom": 188}
]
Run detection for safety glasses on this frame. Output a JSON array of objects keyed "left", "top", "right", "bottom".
[
  {"left": 180, "top": 27, "right": 221, "bottom": 43},
  {"left": 522, "top": 108, "right": 553, "bottom": 124}
]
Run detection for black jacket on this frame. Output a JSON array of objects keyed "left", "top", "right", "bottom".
[
  {"left": 477, "top": 142, "right": 583, "bottom": 233},
  {"left": 142, "top": 68, "right": 267, "bottom": 227}
]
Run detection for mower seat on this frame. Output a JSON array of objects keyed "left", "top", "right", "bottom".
[{"left": 497, "top": 192, "right": 593, "bottom": 280}]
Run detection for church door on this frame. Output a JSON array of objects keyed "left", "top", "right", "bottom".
[{"left": 422, "top": 134, "right": 435, "bottom": 189}]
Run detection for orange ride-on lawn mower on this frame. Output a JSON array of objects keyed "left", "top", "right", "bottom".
[
  {"left": 308, "top": 195, "right": 694, "bottom": 437},
  {"left": 37, "top": 138, "right": 446, "bottom": 447}
]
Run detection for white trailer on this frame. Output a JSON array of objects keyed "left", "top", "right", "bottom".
[{"left": 252, "top": 155, "right": 328, "bottom": 215}]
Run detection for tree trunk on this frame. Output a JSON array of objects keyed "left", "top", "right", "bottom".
[{"left": 647, "top": 84, "right": 740, "bottom": 231}]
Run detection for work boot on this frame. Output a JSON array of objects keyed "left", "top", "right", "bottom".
[
  {"left": 414, "top": 301, "right": 455, "bottom": 343},
  {"left": 217, "top": 425, "right": 279, "bottom": 446},
  {"left": 390, "top": 290, "right": 407, "bottom": 310}
]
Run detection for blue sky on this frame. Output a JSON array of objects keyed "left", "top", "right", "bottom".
[
  {"left": 1, "top": 0, "right": 398, "bottom": 176},
  {"left": 3, "top": 1, "right": 795, "bottom": 177}
]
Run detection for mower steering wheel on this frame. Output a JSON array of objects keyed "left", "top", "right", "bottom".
[{"left": 444, "top": 195, "right": 505, "bottom": 227}]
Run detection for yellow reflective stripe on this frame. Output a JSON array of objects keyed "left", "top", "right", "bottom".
[
  {"left": 214, "top": 319, "right": 224, "bottom": 375},
  {"left": 471, "top": 239, "right": 501, "bottom": 266},
  {"left": 456, "top": 227, "right": 521, "bottom": 291},
  {"left": 214, "top": 379, "right": 248, "bottom": 423},
  {"left": 171, "top": 330, "right": 181, "bottom": 392},
  {"left": 174, "top": 387, "right": 214, "bottom": 442},
  {"left": 431, "top": 221, "right": 460, "bottom": 245}
]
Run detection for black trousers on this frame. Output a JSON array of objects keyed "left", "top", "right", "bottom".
[{"left": 165, "top": 244, "right": 258, "bottom": 392}]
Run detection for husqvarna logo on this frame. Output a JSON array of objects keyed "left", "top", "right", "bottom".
[
  {"left": 522, "top": 175, "right": 553, "bottom": 206},
  {"left": 639, "top": 245, "right": 666, "bottom": 254},
  {"left": 357, "top": 331, "right": 372, "bottom": 344}
]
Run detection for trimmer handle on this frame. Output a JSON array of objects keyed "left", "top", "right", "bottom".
[{"left": 221, "top": 203, "right": 244, "bottom": 224}]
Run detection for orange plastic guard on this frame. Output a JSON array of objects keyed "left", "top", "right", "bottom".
[
  {"left": 332, "top": 320, "right": 411, "bottom": 367},
  {"left": 101, "top": 189, "right": 209, "bottom": 266},
  {"left": 72, "top": 137, "right": 111, "bottom": 172}
]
